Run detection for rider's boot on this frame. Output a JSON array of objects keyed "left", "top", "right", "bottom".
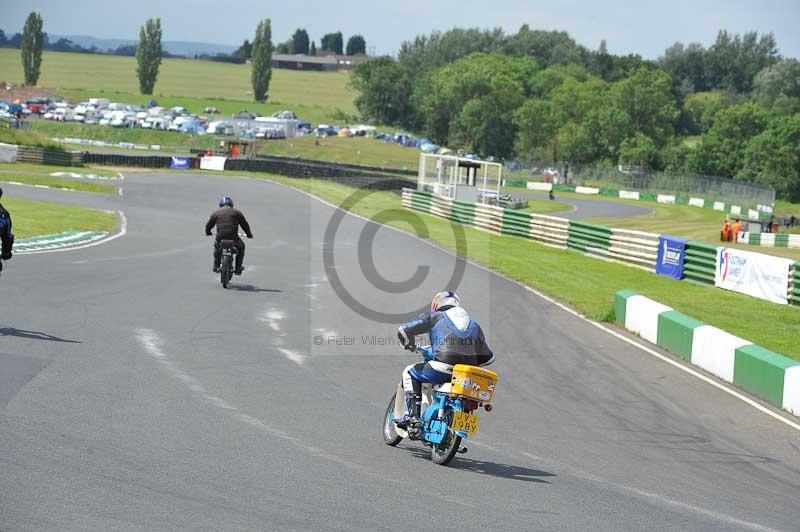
[
  {"left": 395, "top": 393, "right": 421, "bottom": 429},
  {"left": 213, "top": 262, "right": 220, "bottom": 273}
]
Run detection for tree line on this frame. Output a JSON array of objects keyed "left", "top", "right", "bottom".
[
  {"left": 272, "top": 29, "right": 366, "bottom": 56},
  {"left": 352, "top": 26, "right": 800, "bottom": 200}
]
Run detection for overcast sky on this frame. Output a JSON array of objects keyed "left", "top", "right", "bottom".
[{"left": 3, "top": 0, "right": 799, "bottom": 59}]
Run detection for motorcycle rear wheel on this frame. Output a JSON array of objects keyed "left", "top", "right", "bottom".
[
  {"left": 431, "top": 407, "right": 461, "bottom": 466},
  {"left": 382, "top": 393, "right": 402, "bottom": 446},
  {"left": 221, "top": 255, "right": 232, "bottom": 288}
]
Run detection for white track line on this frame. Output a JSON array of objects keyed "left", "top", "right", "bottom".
[
  {"left": 2, "top": 180, "right": 79, "bottom": 192},
  {"left": 265, "top": 179, "right": 800, "bottom": 433},
  {"left": 17, "top": 211, "right": 128, "bottom": 255}
]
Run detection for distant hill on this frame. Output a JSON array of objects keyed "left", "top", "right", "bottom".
[{"left": 49, "top": 34, "right": 238, "bottom": 57}]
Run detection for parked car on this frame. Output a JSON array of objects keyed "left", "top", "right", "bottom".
[
  {"left": 272, "top": 110, "right": 297, "bottom": 120},
  {"left": 203, "top": 107, "right": 220, "bottom": 114},
  {"left": 206, "top": 121, "right": 234, "bottom": 135},
  {"left": 26, "top": 98, "right": 48, "bottom": 114},
  {"left": 316, "top": 124, "right": 338, "bottom": 137}
]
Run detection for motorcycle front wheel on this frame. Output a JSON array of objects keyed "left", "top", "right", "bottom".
[
  {"left": 382, "top": 392, "right": 402, "bottom": 446},
  {"left": 431, "top": 407, "right": 461, "bottom": 466}
]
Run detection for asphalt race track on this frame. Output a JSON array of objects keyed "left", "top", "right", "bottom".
[
  {"left": 1, "top": 172, "right": 798, "bottom": 532},
  {"left": 515, "top": 189, "right": 654, "bottom": 219}
]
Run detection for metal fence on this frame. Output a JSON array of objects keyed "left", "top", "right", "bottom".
[{"left": 506, "top": 161, "right": 776, "bottom": 207}]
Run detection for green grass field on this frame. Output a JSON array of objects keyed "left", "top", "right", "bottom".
[
  {"left": 4, "top": 197, "right": 118, "bottom": 238},
  {"left": 248, "top": 174, "right": 800, "bottom": 360},
  {"left": 260, "top": 136, "right": 421, "bottom": 170},
  {"left": 0, "top": 49, "right": 356, "bottom": 123}
]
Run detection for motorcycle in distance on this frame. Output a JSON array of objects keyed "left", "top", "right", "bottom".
[{"left": 382, "top": 345, "right": 499, "bottom": 466}]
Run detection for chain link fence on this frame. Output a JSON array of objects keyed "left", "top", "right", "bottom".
[{"left": 506, "top": 161, "right": 776, "bottom": 207}]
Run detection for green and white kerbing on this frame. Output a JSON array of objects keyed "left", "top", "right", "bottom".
[{"left": 615, "top": 290, "right": 800, "bottom": 416}]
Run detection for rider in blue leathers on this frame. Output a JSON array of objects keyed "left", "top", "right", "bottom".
[{"left": 395, "top": 291, "right": 495, "bottom": 428}]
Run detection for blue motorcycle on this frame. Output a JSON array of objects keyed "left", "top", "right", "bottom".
[{"left": 382, "top": 346, "right": 498, "bottom": 466}]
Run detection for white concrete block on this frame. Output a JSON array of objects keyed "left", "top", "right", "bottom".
[
  {"left": 690, "top": 326, "right": 750, "bottom": 383},
  {"left": 624, "top": 295, "right": 672, "bottom": 344},
  {"left": 689, "top": 197, "right": 705, "bottom": 207},
  {"left": 657, "top": 194, "right": 675, "bottom": 204},
  {"left": 783, "top": 366, "right": 800, "bottom": 416}
]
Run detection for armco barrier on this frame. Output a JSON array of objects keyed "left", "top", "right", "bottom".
[
  {"left": 82, "top": 152, "right": 414, "bottom": 191},
  {"left": 684, "top": 241, "right": 718, "bottom": 285},
  {"left": 615, "top": 290, "right": 800, "bottom": 416}
]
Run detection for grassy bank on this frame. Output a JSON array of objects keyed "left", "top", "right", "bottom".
[
  {"left": 4, "top": 197, "right": 118, "bottom": 238},
  {"left": 0, "top": 125, "right": 66, "bottom": 150},
  {"left": 249, "top": 174, "right": 800, "bottom": 360}
]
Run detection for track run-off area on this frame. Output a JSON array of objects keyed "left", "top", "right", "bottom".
[{"left": 1, "top": 171, "right": 798, "bottom": 532}]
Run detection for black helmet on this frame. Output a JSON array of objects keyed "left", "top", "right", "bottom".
[{"left": 219, "top": 196, "right": 233, "bottom": 208}]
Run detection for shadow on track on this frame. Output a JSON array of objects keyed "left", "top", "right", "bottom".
[
  {"left": 402, "top": 445, "right": 556, "bottom": 483},
  {"left": 226, "top": 284, "right": 283, "bottom": 293},
  {"left": 0, "top": 326, "right": 81, "bottom": 343}
]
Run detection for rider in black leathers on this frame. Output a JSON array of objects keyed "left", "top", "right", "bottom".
[
  {"left": 205, "top": 196, "right": 253, "bottom": 275},
  {"left": 0, "top": 187, "right": 14, "bottom": 272}
]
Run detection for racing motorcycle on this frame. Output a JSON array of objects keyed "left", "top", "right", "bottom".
[
  {"left": 382, "top": 345, "right": 498, "bottom": 466},
  {"left": 218, "top": 239, "right": 237, "bottom": 289}
]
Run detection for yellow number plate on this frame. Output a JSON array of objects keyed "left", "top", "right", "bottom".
[{"left": 451, "top": 411, "right": 479, "bottom": 436}]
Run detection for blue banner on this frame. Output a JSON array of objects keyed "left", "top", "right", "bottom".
[
  {"left": 170, "top": 156, "right": 191, "bottom": 169},
  {"left": 656, "top": 235, "right": 687, "bottom": 279}
]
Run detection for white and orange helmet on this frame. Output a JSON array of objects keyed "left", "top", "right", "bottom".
[{"left": 431, "top": 290, "right": 462, "bottom": 313}]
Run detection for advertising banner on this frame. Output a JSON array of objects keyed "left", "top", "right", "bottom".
[
  {"left": 715, "top": 247, "right": 793, "bottom": 304},
  {"left": 656, "top": 235, "right": 687, "bottom": 279},
  {"left": 170, "top": 156, "right": 191, "bottom": 169},
  {"left": 200, "top": 156, "right": 227, "bottom": 171}
]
